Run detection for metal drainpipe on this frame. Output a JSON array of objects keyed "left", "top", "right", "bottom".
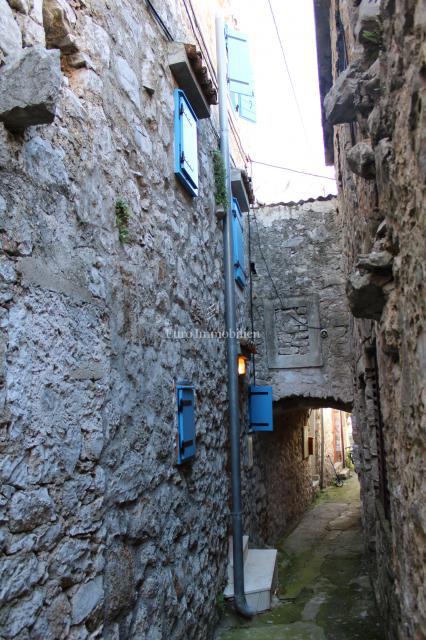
[
  {"left": 216, "top": 15, "right": 253, "bottom": 619},
  {"left": 320, "top": 409, "right": 325, "bottom": 489}
]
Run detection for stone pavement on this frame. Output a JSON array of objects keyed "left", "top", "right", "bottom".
[{"left": 216, "top": 476, "right": 384, "bottom": 640}]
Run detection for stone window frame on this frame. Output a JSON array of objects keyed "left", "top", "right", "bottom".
[{"left": 264, "top": 295, "right": 323, "bottom": 369}]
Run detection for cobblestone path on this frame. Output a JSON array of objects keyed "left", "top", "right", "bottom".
[{"left": 216, "top": 476, "right": 384, "bottom": 640}]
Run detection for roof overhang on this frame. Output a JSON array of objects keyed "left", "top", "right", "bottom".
[
  {"left": 169, "top": 43, "right": 215, "bottom": 120},
  {"left": 231, "top": 168, "right": 254, "bottom": 212}
]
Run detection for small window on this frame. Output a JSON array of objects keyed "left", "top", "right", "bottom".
[
  {"left": 174, "top": 90, "right": 199, "bottom": 197},
  {"left": 176, "top": 383, "right": 196, "bottom": 464},
  {"left": 249, "top": 385, "right": 273, "bottom": 432},
  {"left": 232, "top": 197, "right": 247, "bottom": 288}
]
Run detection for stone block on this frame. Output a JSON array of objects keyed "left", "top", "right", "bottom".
[
  {"left": 0, "top": 0, "right": 22, "bottom": 57},
  {"left": 324, "top": 62, "right": 360, "bottom": 125},
  {"left": 104, "top": 543, "right": 135, "bottom": 621},
  {"left": 17, "top": 14, "right": 46, "bottom": 47},
  {"left": 71, "top": 576, "right": 103, "bottom": 625},
  {"left": 347, "top": 142, "right": 376, "bottom": 179},
  {"left": 346, "top": 271, "right": 390, "bottom": 320},
  {"left": 7, "top": 0, "right": 29, "bottom": 13},
  {"left": 0, "top": 553, "right": 45, "bottom": 605},
  {"left": 113, "top": 55, "right": 141, "bottom": 109},
  {"left": 0, "top": 46, "right": 61, "bottom": 132},
  {"left": 356, "top": 251, "right": 393, "bottom": 272},
  {"left": 43, "top": 0, "right": 77, "bottom": 52},
  {"left": 9, "top": 488, "right": 56, "bottom": 532}
]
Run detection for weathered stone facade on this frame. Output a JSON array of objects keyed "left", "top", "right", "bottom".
[
  {"left": 250, "top": 197, "right": 352, "bottom": 411},
  {"left": 238, "top": 197, "right": 354, "bottom": 542},
  {"left": 314, "top": 0, "right": 426, "bottom": 637},
  {"left": 0, "top": 1, "right": 248, "bottom": 638}
]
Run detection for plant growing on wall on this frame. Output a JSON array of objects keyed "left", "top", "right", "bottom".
[
  {"left": 115, "top": 199, "right": 132, "bottom": 243},
  {"left": 213, "top": 150, "right": 227, "bottom": 211},
  {"left": 361, "top": 28, "right": 382, "bottom": 47}
]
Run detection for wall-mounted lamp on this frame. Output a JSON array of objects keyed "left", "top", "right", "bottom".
[{"left": 238, "top": 355, "right": 248, "bottom": 376}]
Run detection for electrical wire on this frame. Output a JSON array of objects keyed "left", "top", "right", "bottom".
[
  {"left": 251, "top": 159, "right": 336, "bottom": 181},
  {"left": 266, "top": 0, "right": 310, "bottom": 145},
  {"left": 145, "top": 0, "right": 174, "bottom": 41},
  {"left": 251, "top": 208, "right": 324, "bottom": 331}
]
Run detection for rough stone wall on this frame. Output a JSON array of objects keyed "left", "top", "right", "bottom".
[
  {"left": 249, "top": 407, "right": 313, "bottom": 544},
  {"left": 317, "top": 0, "right": 426, "bottom": 637},
  {"left": 237, "top": 198, "right": 353, "bottom": 543},
  {"left": 250, "top": 197, "right": 353, "bottom": 410},
  {"left": 0, "top": 1, "right": 247, "bottom": 639}
]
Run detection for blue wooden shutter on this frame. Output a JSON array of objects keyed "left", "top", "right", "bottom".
[
  {"left": 232, "top": 197, "right": 247, "bottom": 288},
  {"left": 226, "top": 26, "right": 254, "bottom": 97},
  {"left": 249, "top": 385, "right": 273, "bottom": 432},
  {"left": 176, "top": 384, "right": 196, "bottom": 464},
  {"left": 174, "top": 90, "right": 199, "bottom": 197},
  {"left": 239, "top": 93, "right": 256, "bottom": 123}
]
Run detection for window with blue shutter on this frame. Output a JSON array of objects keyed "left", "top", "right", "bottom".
[
  {"left": 249, "top": 385, "right": 274, "bottom": 432},
  {"left": 176, "top": 384, "right": 196, "bottom": 464},
  {"left": 226, "top": 26, "right": 254, "bottom": 97},
  {"left": 226, "top": 27, "right": 256, "bottom": 123},
  {"left": 174, "top": 90, "right": 199, "bottom": 197},
  {"left": 232, "top": 197, "right": 247, "bottom": 289},
  {"left": 238, "top": 93, "right": 256, "bottom": 123}
]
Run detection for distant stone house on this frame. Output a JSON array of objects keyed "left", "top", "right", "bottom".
[{"left": 313, "top": 0, "right": 426, "bottom": 637}]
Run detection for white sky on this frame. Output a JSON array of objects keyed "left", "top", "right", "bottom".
[{"left": 231, "top": 0, "right": 337, "bottom": 203}]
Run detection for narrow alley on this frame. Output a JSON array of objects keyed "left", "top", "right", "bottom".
[
  {"left": 0, "top": 0, "right": 424, "bottom": 637},
  {"left": 217, "top": 476, "right": 384, "bottom": 640}
]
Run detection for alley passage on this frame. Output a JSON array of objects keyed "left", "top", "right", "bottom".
[{"left": 217, "top": 477, "right": 384, "bottom": 640}]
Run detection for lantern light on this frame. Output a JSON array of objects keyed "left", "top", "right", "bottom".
[{"left": 238, "top": 355, "right": 247, "bottom": 376}]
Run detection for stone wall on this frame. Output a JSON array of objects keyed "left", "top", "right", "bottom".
[
  {"left": 314, "top": 0, "right": 426, "bottom": 637},
  {"left": 237, "top": 197, "right": 353, "bottom": 543},
  {"left": 250, "top": 407, "right": 313, "bottom": 544},
  {"left": 0, "top": 1, "right": 248, "bottom": 638},
  {"left": 250, "top": 197, "right": 353, "bottom": 410}
]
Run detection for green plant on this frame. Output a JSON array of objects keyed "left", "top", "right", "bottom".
[
  {"left": 213, "top": 150, "right": 227, "bottom": 211},
  {"left": 215, "top": 592, "right": 225, "bottom": 614},
  {"left": 115, "top": 198, "right": 131, "bottom": 243},
  {"left": 361, "top": 29, "right": 382, "bottom": 46}
]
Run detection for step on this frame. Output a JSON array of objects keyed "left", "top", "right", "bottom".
[
  {"left": 228, "top": 534, "right": 249, "bottom": 566},
  {"left": 224, "top": 548, "right": 278, "bottom": 613}
]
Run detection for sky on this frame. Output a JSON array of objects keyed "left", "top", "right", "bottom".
[{"left": 231, "top": 0, "right": 337, "bottom": 203}]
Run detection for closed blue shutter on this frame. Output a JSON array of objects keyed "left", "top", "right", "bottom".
[
  {"left": 174, "top": 90, "right": 199, "bottom": 197},
  {"left": 249, "top": 386, "right": 274, "bottom": 432},
  {"left": 177, "top": 384, "right": 196, "bottom": 464},
  {"left": 232, "top": 197, "right": 247, "bottom": 288},
  {"left": 226, "top": 26, "right": 254, "bottom": 97}
]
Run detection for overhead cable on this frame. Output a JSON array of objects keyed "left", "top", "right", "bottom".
[
  {"left": 266, "top": 0, "right": 309, "bottom": 145},
  {"left": 251, "top": 159, "right": 336, "bottom": 181}
]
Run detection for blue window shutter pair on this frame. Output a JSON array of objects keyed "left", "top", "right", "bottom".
[
  {"left": 249, "top": 386, "right": 274, "bottom": 432},
  {"left": 174, "top": 90, "right": 199, "bottom": 197},
  {"left": 176, "top": 384, "right": 196, "bottom": 464},
  {"left": 232, "top": 197, "right": 247, "bottom": 288},
  {"left": 226, "top": 26, "right": 256, "bottom": 123}
]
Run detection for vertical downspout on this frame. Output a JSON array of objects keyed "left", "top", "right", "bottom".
[
  {"left": 340, "top": 411, "right": 346, "bottom": 468},
  {"left": 216, "top": 15, "right": 253, "bottom": 619},
  {"left": 320, "top": 410, "right": 325, "bottom": 489}
]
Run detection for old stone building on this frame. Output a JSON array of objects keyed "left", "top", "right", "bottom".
[
  {"left": 0, "top": 0, "right": 424, "bottom": 637},
  {"left": 240, "top": 196, "right": 354, "bottom": 543},
  {"left": 0, "top": 1, "right": 251, "bottom": 638},
  {"left": 314, "top": 0, "right": 426, "bottom": 637}
]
